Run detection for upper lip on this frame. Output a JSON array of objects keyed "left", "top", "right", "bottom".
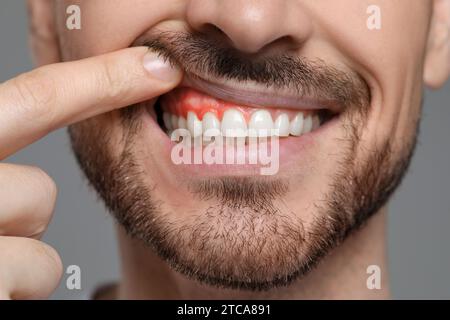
[{"left": 180, "top": 72, "right": 342, "bottom": 113}]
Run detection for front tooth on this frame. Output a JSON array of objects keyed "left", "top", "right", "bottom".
[
  {"left": 171, "top": 114, "right": 179, "bottom": 129},
  {"left": 274, "top": 114, "right": 290, "bottom": 137},
  {"left": 249, "top": 110, "right": 273, "bottom": 137},
  {"left": 178, "top": 116, "right": 187, "bottom": 130},
  {"left": 302, "top": 115, "right": 313, "bottom": 134},
  {"left": 289, "top": 113, "right": 304, "bottom": 136},
  {"left": 187, "top": 111, "right": 202, "bottom": 137},
  {"left": 163, "top": 112, "right": 172, "bottom": 131},
  {"left": 221, "top": 109, "right": 247, "bottom": 137},
  {"left": 202, "top": 112, "right": 221, "bottom": 140}
]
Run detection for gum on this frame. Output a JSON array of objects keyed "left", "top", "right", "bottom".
[{"left": 159, "top": 87, "right": 315, "bottom": 121}]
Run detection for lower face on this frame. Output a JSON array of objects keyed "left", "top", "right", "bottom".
[{"left": 63, "top": 1, "right": 429, "bottom": 290}]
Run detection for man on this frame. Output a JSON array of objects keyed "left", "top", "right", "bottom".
[{"left": 0, "top": 0, "right": 448, "bottom": 299}]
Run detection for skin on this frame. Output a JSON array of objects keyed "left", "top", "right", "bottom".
[{"left": 0, "top": 0, "right": 448, "bottom": 299}]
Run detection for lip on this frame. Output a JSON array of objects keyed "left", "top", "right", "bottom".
[{"left": 181, "top": 72, "right": 342, "bottom": 113}]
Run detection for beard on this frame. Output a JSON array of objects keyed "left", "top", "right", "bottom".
[{"left": 68, "top": 31, "right": 419, "bottom": 291}]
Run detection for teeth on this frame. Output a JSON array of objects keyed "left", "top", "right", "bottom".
[
  {"left": 249, "top": 110, "right": 274, "bottom": 137},
  {"left": 187, "top": 111, "right": 202, "bottom": 137},
  {"left": 221, "top": 109, "right": 247, "bottom": 137},
  {"left": 202, "top": 112, "right": 221, "bottom": 140},
  {"left": 171, "top": 114, "right": 178, "bottom": 130},
  {"left": 163, "top": 112, "right": 172, "bottom": 131},
  {"left": 312, "top": 114, "right": 321, "bottom": 130},
  {"left": 289, "top": 113, "right": 304, "bottom": 136},
  {"left": 302, "top": 115, "right": 313, "bottom": 134},
  {"left": 274, "top": 114, "right": 290, "bottom": 137},
  {"left": 164, "top": 108, "right": 324, "bottom": 138},
  {"left": 178, "top": 116, "right": 187, "bottom": 130}
]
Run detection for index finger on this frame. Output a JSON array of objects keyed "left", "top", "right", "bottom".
[{"left": 0, "top": 47, "right": 182, "bottom": 159}]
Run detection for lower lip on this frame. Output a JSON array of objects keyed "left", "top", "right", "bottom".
[{"left": 142, "top": 100, "right": 341, "bottom": 177}]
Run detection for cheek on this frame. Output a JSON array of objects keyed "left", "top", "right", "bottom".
[
  {"left": 314, "top": 1, "right": 428, "bottom": 158},
  {"left": 56, "top": 0, "right": 184, "bottom": 59}
]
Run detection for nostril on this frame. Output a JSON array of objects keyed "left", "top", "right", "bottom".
[
  {"left": 196, "top": 23, "right": 234, "bottom": 47},
  {"left": 199, "top": 23, "right": 223, "bottom": 36},
  {"left": 194, "top": 23, "right": 301, "bottom": 57},
  {"left": 262, "top": 35, "right": 300, "bottom": 55}
]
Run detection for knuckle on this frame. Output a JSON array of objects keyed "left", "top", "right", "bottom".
[
  {"left": 29, "top": 239, "right": 63, "bottom": 278},
  {"left": 0, "top": 238, "right": 63, "bottom": 279},
  {"left": 29, "top": 223, "right": 48, "bottom": 240},
  {"left": 0, "top": 165, "right": 56, "bottom": 238},
  {"left": 21, "top": 167, "right": 57, "bottom": 237},
  {"left": 99, "top": 57, "right": 123, "bottom": 100},
  {"left": 98, "top": 55, "right": 137, "bottom": 102},
  {"left": 9, "top": 69, "right": 57, "bottom": 124},
  {"left": 27, "top": 166, "right": 58, "bottom": 204}
]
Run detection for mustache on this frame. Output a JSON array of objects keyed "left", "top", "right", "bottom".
[{"left": 135, "top": 31, "right": 371, "bottom": 111}]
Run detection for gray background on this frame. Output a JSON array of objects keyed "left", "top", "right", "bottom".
[{"left": 1, "top": 1, "right": 449, "bottom": 300}]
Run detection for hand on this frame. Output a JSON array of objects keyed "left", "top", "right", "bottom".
[{"left": 0, "top": 47, "right": 182, "bottom": 299}]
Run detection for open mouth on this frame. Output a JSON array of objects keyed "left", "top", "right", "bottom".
[
  {"left": 153, "top": 78, "right": 338, "bottom": 141},
  {"left": 142, "top": 74, "right": 344, "bottom": 176}
]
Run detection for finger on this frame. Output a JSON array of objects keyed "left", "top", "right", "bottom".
[
  {"left": 0, "top": 47, "right": 182, "bottom": 158},
  {"left": 0, "top": 237, "right": 62, "bottom": 300},
  {"left": 0, "top": 163, "right": 56, "bottom": 239}
]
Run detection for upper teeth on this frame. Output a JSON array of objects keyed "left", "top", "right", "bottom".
[
  {"left": 163, "top": 108, "right": 320, "bottom": 138},
  {"left": 249, "top": 110, "right": 274, "bottom": 137},
  {"left": 274, "top": 113, "right": 290, "bottom": 137},
  {"left": 222, "top": 109, "right": 247, "bottom": 137},
  {"left": 187, "top": 111, "right": 202, "bottom": 137}
]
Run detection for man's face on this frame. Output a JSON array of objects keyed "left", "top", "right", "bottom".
[{"left": 46, "top": 0, "right": 434, "bottom": 289}]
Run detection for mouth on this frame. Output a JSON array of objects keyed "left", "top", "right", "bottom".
[
  {"left": 141, "top": 72, "right": 344, "bottom": 176},
  {"left": 153, "top": 74, "right": 339, "bottom": 140}
]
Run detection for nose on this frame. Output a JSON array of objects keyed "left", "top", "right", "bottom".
[{"left": 186, "top": 0, "right": 313, "bottom": 54}]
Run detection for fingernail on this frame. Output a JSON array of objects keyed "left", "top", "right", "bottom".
[{"left": 143, "top": 50, "right": 180, "bottom": 82}]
